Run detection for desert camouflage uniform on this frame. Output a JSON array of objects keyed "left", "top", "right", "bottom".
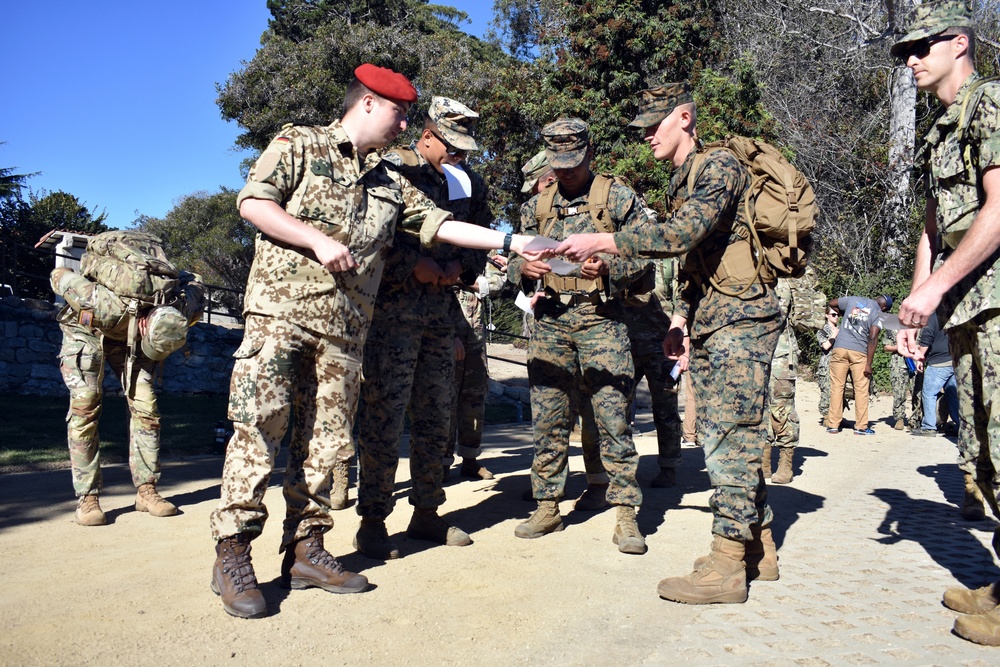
[
  {"left": 508, "top": 176, "right": 653, "bottom": 508},
  {"left": 613, "top": 145, "right": 782, "bottom": 541},
  {"left": 448, "top": 259, "right": 507, "bottom": 465},
  {"left": 924, "top": 73, "right": 1000, "bottom": 515},
  {"left": 769, "top": 271, "right": 826, "bottom": 451},
  {"left": 622, "top": 258, "right": 682, "bottom": 469},
  {"left": 209, "top": 120, "right": 452, "bottom": 550},
  {"left": 356, "top": 141, "right": 492, "bottom": 520}
]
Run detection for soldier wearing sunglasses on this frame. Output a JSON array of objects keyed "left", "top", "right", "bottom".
[{"left": 892, "top": 0, "right": 1000, "bottom": 647}]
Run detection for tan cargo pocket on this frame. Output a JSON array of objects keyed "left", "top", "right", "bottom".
[{"left": 227, "top": 336, "right": 265, "bottom": 424}]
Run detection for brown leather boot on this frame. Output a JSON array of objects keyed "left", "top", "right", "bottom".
[
  {"left": 75, "top": 495, "right": 106, "bottom": 526},
  {"left": 944, "top": 581, "right": 1000, "bottom": 614},
  {"left": 406, "top": 508, "right": 473, "bottom": 546},
  {"left": 762, "top": 444, "right": 773, "bottom": 479},
  {"left": 770, "top": 448, "right": 794, "bottom": 484},
  {"left": 135, "top": 483, "right": 178, "bottom": 517},
  {"left": 657, "top": 535, "right": 748, "bottom": 604},
  {"left": 574, "top": 483, "right": 610, "bottom": 511},
  {"left": 354, "top": 517, "right": 400, "bottom": 559},
  {"left": 961, "top": 472, "right": 986, "bottom": 521},
  {"left": 954, "top": 606, "right": 1000, "bottom": 646},
  {"left": 515, "top": 500, "right": 564, "bottom": 538},
  {"left": 331, "top": 459, "right": 349, "bottom": 511},
  {"left": 460, "top": 458, "right": 494, "bottom": 480},
  {"left": 282, "top": 528, "right": 368, "bottom": 594},
  {"left": 612, "top": 506, "right": 647, "bottom": 554},
  {"left": 211, "top": 534, "right": 267, "bottom": 618}
]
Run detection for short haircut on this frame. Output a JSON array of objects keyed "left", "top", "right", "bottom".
[
  {"left": 342, "top": 78, "right": 386, "bottom": 117},
  {"left": 943, "top": 25, "right": 976, "bottom": 61},
  {"left": 680, "top": 101, "right": 697, "bottom": 124}
]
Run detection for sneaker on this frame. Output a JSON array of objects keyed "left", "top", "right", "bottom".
[
  {"left": 910, "top": 428, "right": 938, "bottom": 437},
  {"left": 825, "top": 427, "right": 841, "bottom": 434},
  {"left": 854, "top": 427, "right": 875, "bottom": 435},
  {"left": 681, "top": 440, "right": 698, "bottom": 448}
]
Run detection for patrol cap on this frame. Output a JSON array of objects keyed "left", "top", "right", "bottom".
[
  {"left": 520, "top": 149, "right": 550, "bottom": 193},
  {"left": 542, "top": 118, "right": 590, "bottom": 169},
  {"left": 428, "top": 96, "right": 479, "bottom": 151},
  {"left": 628, "top": 83, "right": 694, "bottom": 129},
  {"left": 141, "top": 305, "right": 189, "bottom": 361},
  {"left": 890, "top": 0, "right": 975, "bottom": 58},
  {"left": 354, "top": 63, "right": 418, "bottom": 103}
]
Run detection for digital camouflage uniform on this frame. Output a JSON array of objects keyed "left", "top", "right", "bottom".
[
  {"left": 448, "top": 258, "right": 507, "bottom": 465},
  {"left": 923, "top": 72, "right": 1000, "bottom": 515},
  {"left": 507, "top": 146, "right": 653, "bottom": 508},
  {"left": 210, "top": 119, "right": 452, "bottom": 550},
  {"left": 613, "top": 144, "right": 782, "bottom": 542},
  {"left": 816, "top": 322, "right": 835, "bottom": 415},
  {"left": 357, "top": 107, "right": 492, "bottom": 521},
  {"left": 769, "top": 271, "right": 826, "bottom": 452}
]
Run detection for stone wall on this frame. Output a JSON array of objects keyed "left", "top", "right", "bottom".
[{"left": 0, "top": 296, "right": 244, "bottom": 397}]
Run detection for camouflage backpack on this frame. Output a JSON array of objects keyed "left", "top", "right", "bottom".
[
  {"left": 687, "top": 137, "right": 817, "bottom": 297},
  {"left": 80, "top": 230, "right": 180, "bottom": 305}
]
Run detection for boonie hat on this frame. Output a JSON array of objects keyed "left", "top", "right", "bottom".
[
  {"left": 354, "top": 63, "right": 418, "bottom": 103},
  {"left": 542, "top": 118, "right": 590, "bottom": 169},
  {"left": 520, "top": 150, "right": 550, "bottom": 193},
  {"left": 427, "top": 96, "right": 480, "bottom": 152},
  {"left": 628, "top": 83, "right": 694, "bottom": 129},
  {"left": 890, "top": 0, "right": 975, "bottom": 58},
  {"left": 141, "top": 305, "right": 189, "bottom": 361}
]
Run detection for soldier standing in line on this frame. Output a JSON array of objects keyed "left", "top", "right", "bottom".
[
  {"left": 892, "top": 0, "right": 1000, "bottom": 645},
  {"left": 354, "top": 96, "right": 494, "bottom": 560},
  {"left": 507, "top": 118, "right": 653, "bottom": 554},
  {"left": 764, "top": 270, "right": 826, "bottom": 485},
  {"left": 883, "top": 327, "right": 919, "bottom": 431},
  {"left": 816, "top": 305, "right": 839, "bottom": 417},
  {"left": 209, "top": 65, "right": 534, "bottom": 618},
  {"left": 555, "top": 84, "right": 784, "bottom": 604}
]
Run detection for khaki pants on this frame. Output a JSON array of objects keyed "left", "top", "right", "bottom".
[{"left": 826, "top": 348, "right": 870, "bottom": 430}]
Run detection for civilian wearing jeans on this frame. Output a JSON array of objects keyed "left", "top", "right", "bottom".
[{"left": 918, "top": 313, "right": 959, "bottom": 431}]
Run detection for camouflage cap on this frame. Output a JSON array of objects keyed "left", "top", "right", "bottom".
[
  {"left": 628, "top": 83, "right": 694, "bottom": 129},
  {"left": 428, "top": 96, "right": 480, "bottom": 152},
  {"left": 891, "top": 0, "right": 975, "bottom": 57},
  {"left": 520, "top": 149, "right": 550, "bottom": 193},
  {"left": 141, "top": 305, "right": 188, "bottom": 361},
  {"left": 542, "top": 118, "right": 590, "bottom": 169}
]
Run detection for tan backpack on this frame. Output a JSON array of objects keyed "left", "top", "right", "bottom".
[{"left": 687, "top": 137, "right": 817, "bottom": 297}]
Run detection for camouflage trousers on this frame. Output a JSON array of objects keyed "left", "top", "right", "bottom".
[
  {"left": 357, "top": 320, "right": 454, "bottom": 520},
  {"left": 768, "top": 374, "right": 799, "bottom": 450},
  {"left": 58, "top": 322, "right": 161, "bottom": 496},
  {"left": 446, "top": 335, "right": 488, "bottom": 464},
  {"left": 949, "top": 316, "right": 1000, "bottom": 520},
  {"left": 209, "top": 315, "right": 361, "bottom": 550},
  {"left": 527, "top": 301, "right": 641, "bottom": 507},
  {"left": 692, "top": 314, "right": 782, "bottom": 540},
  {"left": 817, "top": 353, "right": 831, "bottom": 415},
  {"left": 576, "top": 391, "right": 609, "bottom": 484},
  {"left": 889, "top": 355, "right": 918, "bottom": 427},
  {"left": 633, "top": 350, "right": 682, "bottom": 468}
]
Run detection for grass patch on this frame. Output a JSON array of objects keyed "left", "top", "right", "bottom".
[{"left": 0, "top": 393, "right": 230, "bottom": 468}]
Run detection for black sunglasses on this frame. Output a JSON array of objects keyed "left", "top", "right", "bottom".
[
  {"left": 897, "top": 34, "right": 957, "bottom": 61},
  {"left": 429, "top": 130, "right": 466, "bottom": 157}
]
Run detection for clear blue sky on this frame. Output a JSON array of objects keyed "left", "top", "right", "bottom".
[{"left": 0, "top": 1, "right": 492, "bottom": 230}]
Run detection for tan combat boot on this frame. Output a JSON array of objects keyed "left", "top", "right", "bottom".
[
  {"left": 211, "top": 533, "right": 267, "bottom": 618},
  {"left": 761, "top": 444, "right": 773, "bottom": 479},
  {"left": 331, "top": 459, "right": 349, "bottom": 510},
  {"left": 657, "top": 535, "right": 748, "bottom": 604},
  {"left": 460, "top": 458, "right": 494, "bottom": 480},
  {"left": 75, "top": 495, "right": 106, "bottom": 526},
  {"left": 282, "top": 528, "right": 368, "bottom": 594},
  {"left": 954, "top": 606, "right": 1000, "bottom": 646},
  {"left": 406, "top": 508, "right": 473, "bottom": 546},
  {"left": 961, "top": 472, "right": 986, "bottom": 521},
  {"left": 612, "top": 506, "right": 647, "bottom": 554},
  {"left": 135, "top": 483, "right": 178, "bottom": 517},
  {"left": 515, "top": 500, "right": 564, "bottom": 539},
  {"left": 943, "top": 581, "right": 1000, "bottom": 614},
  {"left": 770, "top": 448, "right": 794, "bottom": 484},
  {"left": 694, "top": 525, "right": 778, "bottom": 581},
  {"left": 574, "top": 483, "right": 610, "bottom": 511},
  {"left": 354, "top": 517, "right": 400, "bottom": 560}
]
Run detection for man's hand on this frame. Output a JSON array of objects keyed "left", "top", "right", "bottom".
[
  {"left": 412, "top": 257, "right": 445, "bottom": 284},
  {"left": 520, "top": 259, "right": 553, "bottom": 280},
  {"left": 314, "top": 237, "right": 358, "bottom": 272},
  {"left": 440, "top": 259, "right": 463, "bottom": 286},
  {"left": 898, "top": 282, "right": 944, "bottom": 329},
  {"left": 529, "top": 290, "right": 547, "bottom": 311},
  {"left": 554, "top": 232, "right": 618, "bottom": 262},
  {"left": 491, "top": 254, "right": 509, "bottom": 271},
  {"left": 663, "top": 327, "right": 687, "bottom": 359},
  {"left": 864, "top": 363, "right": 874, "bottom": 378},
  {"left": 896, "top": 328, "right": 925, "bottom": 361},
  {"left": 579, "top": 256, "right": 607, "bottom": 280}
]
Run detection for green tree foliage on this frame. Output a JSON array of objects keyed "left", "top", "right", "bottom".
[
  {"left": 132, "top": 188, "right": 255, "bottom": 299},
  {"left": 0, "top": 142, "right": 36, "bottom": 200}
]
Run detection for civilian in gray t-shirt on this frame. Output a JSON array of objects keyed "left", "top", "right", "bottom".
[{"left": 825, "top": 295, "right": 891, "bottom": 434}]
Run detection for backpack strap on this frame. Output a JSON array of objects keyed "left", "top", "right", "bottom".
[
  {"left": 533, "top": 180, "right": 560, "bottom": 238},
  {"left": 956, "top": 76, "right": 999, "bottom": 177}
]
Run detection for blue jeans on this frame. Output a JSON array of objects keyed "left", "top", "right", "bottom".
[{"left": 921, "top": 363, "right": 959, "bottom": 431}]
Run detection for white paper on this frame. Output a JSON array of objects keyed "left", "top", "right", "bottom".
[
  {"left": 442, "top": 163, "right": 472, "bottom": 200},
  {"left": 522, "top": 235, "right": 561, "bottom": 252},
  {"left": 515, "top": 290, "right": 534, "bottom": 315},
  {"left": 547, "top": 258, "right": 580, "bottom": 275},
  {"left": 879, "top": 313, "right": 902, "bottom": 331}
]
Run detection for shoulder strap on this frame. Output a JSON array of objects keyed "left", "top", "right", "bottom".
[
  {"left": 957, "top": 76, "right": 1000, "bottom": 175},
  {"left": 587, "top": 174, "right": 617, "bottom": 234},
  {"left": 533, "top": 181, "right": 559, "bottom": 237}
]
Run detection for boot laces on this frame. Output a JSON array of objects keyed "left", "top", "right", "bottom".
[
  {"left": 221, "top": 536, "right": 260, "bottom": 593},
  {"left": 304, "top": 534, "right": 345, "bottom": 575}
]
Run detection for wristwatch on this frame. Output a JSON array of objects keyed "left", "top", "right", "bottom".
[{"left": 503, "top": 232, "right": 512, "bottom": 254}]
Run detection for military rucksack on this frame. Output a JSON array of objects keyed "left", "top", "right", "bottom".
[
  {"left": 686, "top": 137, "right": 817, "bottom": 297},
  {"left": 80, "top": 230, "right": 180, "bottom": 305}
]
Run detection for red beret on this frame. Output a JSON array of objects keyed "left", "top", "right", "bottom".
[{"left": 354, "top": 63, "right": 417, "bottom": 103}]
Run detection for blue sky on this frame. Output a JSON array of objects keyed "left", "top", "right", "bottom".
[{"left": 0, "top": 1, "right": 492, "bottom": 229}]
